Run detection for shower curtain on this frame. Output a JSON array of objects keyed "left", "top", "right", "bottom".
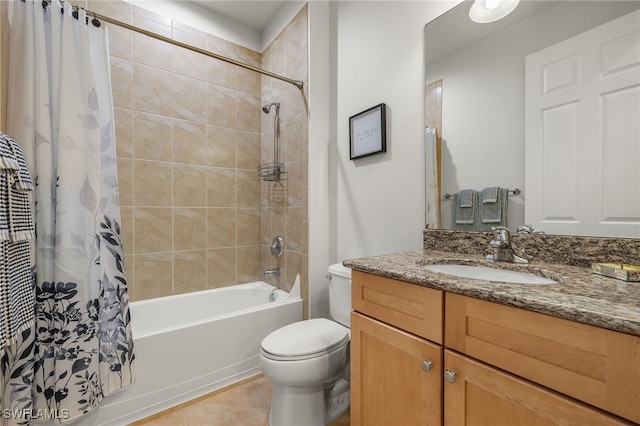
[{"left": 1, "top": 1, "right": 135, "bottom": 423}]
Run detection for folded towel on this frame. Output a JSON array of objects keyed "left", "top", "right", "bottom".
[
  {"left": 458, "top": 188, "right": 475, "bottom": 208},
  {"left": 479, "top": 187, "right": 508, "bottom": 231},
  {"left": 481, "top": 187, "right": 498, "bottom": 204},
  {"left": 453, "top": 189, "right": 478, "bottom": 230}
]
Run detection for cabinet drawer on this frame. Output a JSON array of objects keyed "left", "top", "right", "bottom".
[
  {"left": 352, "top": 271, "right": 443, "bottom": 344},
  {"left": 445, "top": 293, "right": 640, "bottom": 424}
]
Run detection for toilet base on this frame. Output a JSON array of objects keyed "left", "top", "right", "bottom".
[
  {"left": 268, "top": 379, "right": 350, "bottom": 426},
  {"left": 269, "top": 383, "right": 326, "bottom": 426},
  {"left": 325, "top": 379, "right": 350, "bottom": 423}
]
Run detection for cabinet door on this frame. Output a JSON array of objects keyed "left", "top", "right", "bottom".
[
  {"left": 444, "top": 350, "right": 630, "bottom": 426},
  {"left": 351, "top": 312, "right": 443, "bottom": 426},
  {"left": 445, "top": 293, "right": 640, "bottom": 423}
]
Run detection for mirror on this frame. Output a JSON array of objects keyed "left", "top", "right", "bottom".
[{"left": 425, "top": 0, "right": 640, "bottom": 237}]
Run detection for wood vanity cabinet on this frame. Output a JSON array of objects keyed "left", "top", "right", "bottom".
[
  {"left": 351, "top": 271, "right": 640, "bottom": 425},
  {"left": 351, "top": 271, "right": 444, "bottom": 426}
]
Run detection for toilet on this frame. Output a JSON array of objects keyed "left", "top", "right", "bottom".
[{"left": 259, "top": 263, "right": 352, "bottom": 426}]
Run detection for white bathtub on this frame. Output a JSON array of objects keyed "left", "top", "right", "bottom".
[{"left": 80, "top": 280, "right": 303, "bottom": 426}]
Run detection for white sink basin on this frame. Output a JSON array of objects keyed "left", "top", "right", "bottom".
[{"left": 422, "top": 264, "right": 558, "bottom": 285}]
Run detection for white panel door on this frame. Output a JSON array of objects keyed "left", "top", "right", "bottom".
[{"left": 525, "top": 10, "right": 640, "bottom": 238}]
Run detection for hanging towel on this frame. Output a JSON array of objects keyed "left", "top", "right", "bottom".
[
  {"left": 425, "top": 128, "right": 440, "bottom": 228},
  {"left": 0, "top": 132, "right": 35, "bottom": 353},
  {"left": 453, "top": 189, "right": 478, "bottom": 231},
  {"left": 479, "top": 187, "right": 508, "bottom": 231}
]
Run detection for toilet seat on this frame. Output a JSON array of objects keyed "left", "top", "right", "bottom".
[{"left": 261, "top": 318, "right": 349, "bottom": 361}]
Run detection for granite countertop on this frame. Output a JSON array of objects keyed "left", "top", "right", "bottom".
[{"left": 343, "top": 249, "right": 640, "bottom": 337}]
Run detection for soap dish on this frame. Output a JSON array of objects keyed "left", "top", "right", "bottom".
[{"left": 592, "top": 263, "right": 640, "bottom": 282}]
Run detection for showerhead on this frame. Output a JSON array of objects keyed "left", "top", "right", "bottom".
[{"left": 262, "top": 102, "right": 280, "bottom": 114}]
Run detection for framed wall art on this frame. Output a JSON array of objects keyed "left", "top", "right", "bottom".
[{"left": 349, "top": 103, "right": 387, "bottom": 160}]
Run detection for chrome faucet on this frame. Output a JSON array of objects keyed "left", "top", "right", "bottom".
[
  {"left": 271, "top": 236, "right": 284, "bottom": 258},
  {"left": 485, "top": 226, "right": 529, "bottom": 264},
  {"left": 516, "top": 224, "right": 545, "bottom": 234}
]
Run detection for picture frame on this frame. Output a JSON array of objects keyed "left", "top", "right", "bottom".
[{"left": 349, "top": 103, "right": 387, "bottom": 160}]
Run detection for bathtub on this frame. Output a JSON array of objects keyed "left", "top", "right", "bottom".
[{"left": 81, "top": 279, "right": 302, "bottom": 426}]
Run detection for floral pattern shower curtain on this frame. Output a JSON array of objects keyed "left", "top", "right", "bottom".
[{"left": 1, "top": 1, "right": 135, "bottom": 424}]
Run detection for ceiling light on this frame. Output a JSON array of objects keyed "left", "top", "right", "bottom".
[{"left": 469, "top": 0, "right": 520, "bottom": 23}]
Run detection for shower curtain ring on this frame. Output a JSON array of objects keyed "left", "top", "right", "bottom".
[{"left": 92, "top": 12, "right": 101, "bottom": 28}]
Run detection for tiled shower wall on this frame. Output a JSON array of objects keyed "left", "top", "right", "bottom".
[
  {"left": 259, "top": 5, "right": 309, "bottom": 315},
  {"left": 0, "top": 0, "right": 308, "bottom": 306}
]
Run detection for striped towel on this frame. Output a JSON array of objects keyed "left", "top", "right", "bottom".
[{"left": 0, "top": 132, "right": 35, "bottom": 353}]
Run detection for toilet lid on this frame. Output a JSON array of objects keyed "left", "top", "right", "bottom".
[{"left": 261, "top": 318, "right": 349, "bottom": 360}]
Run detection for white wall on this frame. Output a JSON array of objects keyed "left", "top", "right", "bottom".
[
  {"left": 332, "top": 1, "right": 457, "bottom": 263},
  {"left": 308, "top": 1, "right": 459, "bottom": 318},
  {"left": 308, "top": 1, "right": 334, "bottom": 319}
]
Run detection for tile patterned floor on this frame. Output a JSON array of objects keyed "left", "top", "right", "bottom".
[{"left": 131, "top": 374, "right": 350, "bottom": 426}]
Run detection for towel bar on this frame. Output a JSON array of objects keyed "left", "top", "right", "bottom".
[{"left": 443, "top": 188, "right": 520, "bottom": 200}]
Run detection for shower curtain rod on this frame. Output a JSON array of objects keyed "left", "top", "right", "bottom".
[{"left": 40, "top": 0, "right": 305, "bottom": 90}]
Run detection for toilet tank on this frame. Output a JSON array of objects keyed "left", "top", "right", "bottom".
[{"left": 328, "top": 263, "right": 352, "bottom": 328}]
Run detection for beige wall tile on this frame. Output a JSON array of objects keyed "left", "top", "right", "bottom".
[
  {"left": 114, "top": 107, "right": 133, "bottom": 158},
  {"left": 173, "top": 45, "right": 206, "bottom": 81},
  {"left": 206, "top": 34, "right": 236, "bottom": 58},
  {"left": 133, "top": 63, "right": 173, "bottom": 116},
  {"left": 237, "top": 46, "right": 261, "bottom": 68},
  {"left": 173, "top": 119, "right": 206, "bottom": 165},
  {"left": 173, "top": 75, "right": 207, "bottom": 123},
  {"left": 120, "top": 206, "right": 134, "bottom": 256},
  {"left": 174, "top": 208, "right": 206, "bottom": 250},
  {"left": 237, "top": 92, "right": 261, "bottom": 133},
  {"left": 237, "top": 208, "right": 261, "bottom": 246},
  {"left": 110, "top": 57, "right": 133, "bottom": 109},
  {"left": 207, "top": 248, "right": 237, "bottom": 288},
  {"left": 237, "top": 131, "right": 261, "bottom": 170},
  {"left": 89, "top": 0, "right": 133, "bottom": 24},
  {"left": 207, "top": 125, "right": 236, "bottom": 167},
  {"left": 285, "top": 206, "right": 304, "bottom": 253},
  {"left": 237, "top": 245, "right": 261, "bottom": 283},
  {"left": 206, "top": 84, "right": 236, "bottom": 128},
  {"left": 207, "top": 58, "right": 236, "bottom": 89},
  {"left": 107, "top": 25, "right": 133, "bottom": 62},
  {"left": 207, "top": 167, "right": 236, "bottom": 207},
  {"left": 134, "top": 207, "right": 173, "bottom": 254},
  {"left": 174, "top": 250, "right": 207, "bottom": 294},
  {"left": 134, "top": 112, "right": 173, "bottom": 161},
  {"left": 207, "top": 208, "right": 237, "bottom": 248},
  {"left": 133, "top": 32, "right": 172, "bottom": 72},
  {"left": 124, "top": 254, "right": 136, "bottom": 300},
  {"left": 237, "top": 170, "right": 260, "bottom": 208},
  {"left": 134, "top": 252, "right": 173, "bottom": 299},
  {"left": 286, "top": 160, "right": 305, "bottom": 207},
  {"left": 172, "top": 21, "right": 207, "bottom": 50},
  {"left": 134, "top": 159, "right": 173, "bottom": 206},
  {"left": 173, "top": 164, "right": 207, "bottom": 207},
  {"left": 133, "top": 7, "right": 172, "bottom": 37},
  {"left": 237, "top": 67, "right": 261, "bottom": 97},
  {"left": 283, "top": 112, "right": 306, "bottom": 164},
  {"left": 117, "top": 157, "right": 133, "bottom": 206},
  {"left": 106, "top": 1, "right": 308, "bottom": 302}
]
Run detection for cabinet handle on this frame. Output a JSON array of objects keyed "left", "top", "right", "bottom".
[
  {"left": 444, "top": 370, "right": 457, "bottom": 383},
  {"left": 420, "top": 360, "right": 433, "bottom": 373}
]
